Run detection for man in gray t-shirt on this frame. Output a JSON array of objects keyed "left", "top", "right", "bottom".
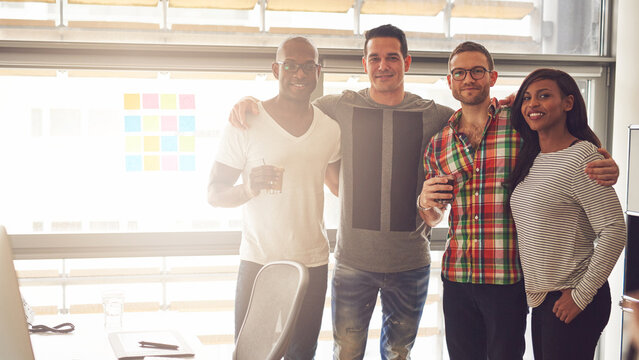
[{"left": 230, "top": 25, "right": 452, "bottom": 359}]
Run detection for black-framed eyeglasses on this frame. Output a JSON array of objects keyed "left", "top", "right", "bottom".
[
  {"left": 450, "top": 66, "right": 492, "bottom": 81},
  {"left": 277, "top": 61, "right": 319, "bottom": 74}
]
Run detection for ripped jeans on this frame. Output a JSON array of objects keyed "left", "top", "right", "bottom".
[{"left": 331, "top": 262, "right": 430, "bottom": 360}]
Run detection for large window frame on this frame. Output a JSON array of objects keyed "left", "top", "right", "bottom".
[{"left": 0, "top": 40, "right": 615, "bottom": 259}]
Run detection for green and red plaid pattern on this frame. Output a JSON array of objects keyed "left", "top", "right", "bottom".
[{"left": 424, "top": 99, "right": 523, "bottom": 285}]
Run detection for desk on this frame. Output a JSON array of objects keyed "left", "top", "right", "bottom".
[{"left": 30, "top": 313, "right": 231, "bottom": 359}]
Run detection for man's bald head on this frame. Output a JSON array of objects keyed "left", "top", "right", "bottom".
[{"left": 276, "top": 37, "right": 319, "bottom": 63}]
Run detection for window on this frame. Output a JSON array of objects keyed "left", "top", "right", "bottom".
[
  {"left": 0, "top": 2, "right": 614, "bottom": 358},
  {"left": 0, "top": 0, "right": 608, "bottom": 55},
  {"left": 0, "top": 70, "right": 281, "bottom": 234}
]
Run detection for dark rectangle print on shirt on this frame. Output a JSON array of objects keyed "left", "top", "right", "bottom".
[
  {"left": 351, "top": 108, "right": 423, "bottom": 232},
  {"left": 352, "top": 107, "right": 383, "bottom": 231},
  {"left": 390, "top": 111, "right": 422, "bottom": 231}
]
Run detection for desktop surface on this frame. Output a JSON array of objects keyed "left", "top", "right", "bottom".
[{"left": 30, "top": 312, "right": 229, "bottom": 360}]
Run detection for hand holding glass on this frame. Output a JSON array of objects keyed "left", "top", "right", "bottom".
[
  {"left": 249, "top": 161, "right": 284, "bottom": 195},
  {"left": 435, "top": 175, "right": 455, "bottom": 205}
]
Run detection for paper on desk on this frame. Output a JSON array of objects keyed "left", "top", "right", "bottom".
[{"left": 108, "top": 329, "right": 195, "bottom": 359}]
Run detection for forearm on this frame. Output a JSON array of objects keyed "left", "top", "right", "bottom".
[
  {"left": 572, "top": 162, "right": 626, "bottom": 309},
  {"left": 572, "top": 217, "right": 626, "bottom": 309},
  {"left": 417, "top": 193, "right": 446, "bottom": 227},
  {"left": 207, "top": 182, "right": 254, "bottom": 208},
  {"left": 419, "top": 206, "right": 446, "bottom": 228}
]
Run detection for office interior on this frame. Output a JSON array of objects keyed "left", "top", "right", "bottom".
[{"left": 0, "top": 0, "right": 638, "bottom": 358}]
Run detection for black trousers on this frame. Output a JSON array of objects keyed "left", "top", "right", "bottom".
[
  {"left": 442, "top": 276, "right": 528, "bottom": 360},
  {"left": 531, "top": 281, "right": 611, "bottom": 360}
]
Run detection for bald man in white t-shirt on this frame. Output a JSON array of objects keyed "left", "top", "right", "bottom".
[{"left": 207, "top": 37, "right": 341, "bottom": 359}]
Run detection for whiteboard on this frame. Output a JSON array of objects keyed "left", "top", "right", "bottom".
[{"left": 629, "top": 127, "right": 639, "bottom": 213}]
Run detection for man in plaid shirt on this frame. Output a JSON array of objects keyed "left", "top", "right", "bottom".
[{"left": 417, "top": 42, "right": 619, "bottom": 359}]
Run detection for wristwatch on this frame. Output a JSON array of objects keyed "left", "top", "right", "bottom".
[{"left": 416, "top": 194, "right": 431, "bottom": 212}]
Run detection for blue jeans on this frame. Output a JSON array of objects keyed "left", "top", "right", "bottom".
[
  {"left": 331, "top": 261, "right": 430, "bottom": 360},
  {"left": 235, "top": 260, "right": 328, "bottom": 360}
]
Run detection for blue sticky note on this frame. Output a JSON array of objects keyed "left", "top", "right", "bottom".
[
  {"left": 161, "top": 136, "right": 178, "bottom": 152},
  {"left": 125, "top": 155, "right": 142, "bottom": 171},
  {"left": 179, "top": 155, "right": 195, "bottom": 171},
  {"left": 125, "top": 116, "right": 141, "bottom": 132},
  {"left": 179, "top": 116, "right": 195, "bottom": 132}
]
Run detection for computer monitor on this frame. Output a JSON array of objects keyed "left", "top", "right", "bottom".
[{"left": 0, "top": 226, "right": 35, "bottom": 360}]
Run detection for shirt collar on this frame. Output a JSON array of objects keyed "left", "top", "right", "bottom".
[{"left": 448, "top": 97, "right": 500, "bottom": 131}]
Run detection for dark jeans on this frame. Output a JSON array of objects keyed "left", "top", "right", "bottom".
[
  {"left": 442, "top": 276, "right": 528, "bottom": 360},
  {"left": 531, "top": 281, "right": 611, "bottom": 360},
  {"left": 235, "top": 260, "right": 328, "bottom": 360}
]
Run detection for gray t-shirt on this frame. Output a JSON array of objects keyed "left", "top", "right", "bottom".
[{"left": 314, "top": 88, "right": 454, "bottom": 272}]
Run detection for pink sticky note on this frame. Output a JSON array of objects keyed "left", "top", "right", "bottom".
[
  {"left": 162, "top": 116, "right": 178, "bottom": 131},
  {"left": 162, "top": 155, "right": 178, "bottom": 171},
  {"left": 143, "top": 93, "right": 159, "bottom": 109},
  {"left": 179, "top": 94, "right": 195, "bottom": 109}
]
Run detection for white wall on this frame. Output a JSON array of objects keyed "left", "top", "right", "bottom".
[{"left": 604, "top": 0, "right": 638, "bottom": 358}]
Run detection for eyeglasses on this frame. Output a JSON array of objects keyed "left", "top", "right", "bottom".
[
  {"left": 450, "top": 66, "right": 492, "bottom": 81},
  {"left": 277, "top": 61, "right": 319, "bottom": 74}
]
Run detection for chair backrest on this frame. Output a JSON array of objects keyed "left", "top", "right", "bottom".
[
  {"left": 0, "top": 226, "right": 36, "bottom": 360},
  {"left": 233, "top": 261, "right": 309, "bottom": 360}
]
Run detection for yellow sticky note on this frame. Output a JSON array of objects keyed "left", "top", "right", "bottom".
[
  {"left": 161, "top": 94, "right": 177, "bottom": 109},
  {"left": 143, "top": 116, "right": 160, "bottom": 131},
  {"left": 179, "top": 136, "right": 195, "bottom": 152},
  {"left": 124, "top": 93, "right": 140, "bottom": 110},
  {"left": 144, "top": 136, "right": 160, "bottom": 152},
  {"left": 144, "top": 155, "right": 160, "bottom": 171},
  {"left": 125, "top": 136, "right": 142, "bottom": 152}
]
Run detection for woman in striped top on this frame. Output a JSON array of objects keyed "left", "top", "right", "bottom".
[{"left": 509, "top": 68, "right": 626, "bottom": 359}]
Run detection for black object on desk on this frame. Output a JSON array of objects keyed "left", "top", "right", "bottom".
[{"left": 139, "top": 341, "right": 179, "bottom": 350}]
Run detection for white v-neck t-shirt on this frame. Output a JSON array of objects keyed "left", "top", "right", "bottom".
[{"left": 215, "top": 102, "right": 341, "bottom": 266}]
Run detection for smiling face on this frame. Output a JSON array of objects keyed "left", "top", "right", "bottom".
[
  {"left": 520, "top": 78, "right": 574, "bottom": 134},
  {"left": 447, "top": 51, "right": 496, "bottom": 106},
  {"left": 273, "top": 38, "right": 320, "bottom": 103},
  {"left": 363, "top": 37, "right": 411, "bottom": 99}
]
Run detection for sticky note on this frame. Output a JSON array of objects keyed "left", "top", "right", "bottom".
[
  {"left": 161, "top": 116, "right": 178, "bottom": 131},
  {"left": 124, "top": 94, "right": 140, "bottom": 110},
  {"left": 162, "top": 155, "right": 178, "bottom": 171},
  {"left": 143, "top": 116, "right": 160, "bottom": 132},
  {"left": 125, "top": 116, "right": 141, "bottom": 132},
  {"left": 125, "top": 135, "right": 142, "bottom": 152},
  {"left": 144, "top": 155, "right": 161, "bottom": 171},
  {"left": 179, "top": 136, "right": 195, "bottom": 152},
  {"left": 161, "top": 94, "right": 177, "bottom": 109},
  {"left": 144, "top": 136, "right": 160, "bottom": 152},
  {"left": 143, "top": 93, "right": 159, "bottom": 109},
  {"left": 179, "top": 94, "right": 195, "bottom": 109},
  {"left": 50, "top": 109, "right": 82, "bottom": 136},
  {"left": 179, "top": 155, "right": 195, "bottom": 171},
  {"left": 179, "top": 116, "right": 195, "bottom": 132},
  {"left": 161, "top": 136, "right": 178, "bottom": 152},
  {"left": 125, "top": 155, "right": 142, "bottom": 171}
]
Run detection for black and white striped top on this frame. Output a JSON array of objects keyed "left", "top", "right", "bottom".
[{"left": 510, "top": 141, "right": 626, "bottom": 309}]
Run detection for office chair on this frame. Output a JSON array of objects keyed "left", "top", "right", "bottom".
[{"left": 233, "top": 260, "right": 309, "bottom": 360}]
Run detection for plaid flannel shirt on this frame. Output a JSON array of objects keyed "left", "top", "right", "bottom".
[{"left": 424, "top": 98, "right": 523, "bottom": 284}]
